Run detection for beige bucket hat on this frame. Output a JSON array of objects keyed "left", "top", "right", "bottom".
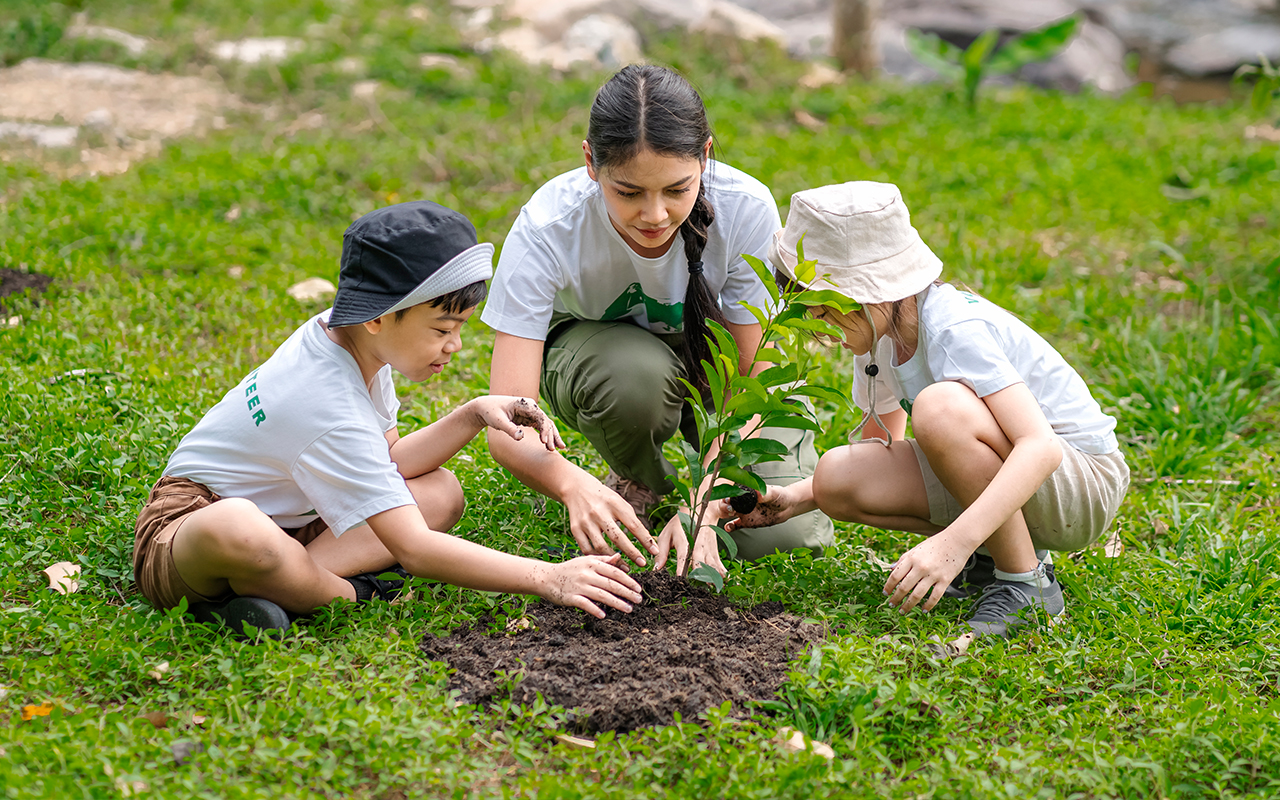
[{"left": 768, "top": 181, "right": 942, "bottom": 304}]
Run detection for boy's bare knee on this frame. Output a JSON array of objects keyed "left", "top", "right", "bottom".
[
  {"left": 189, "top": 498, "right": 288, "bottom": 571},
  {"left": 407, "top": 467, "right": 466, "bottom": 530}
]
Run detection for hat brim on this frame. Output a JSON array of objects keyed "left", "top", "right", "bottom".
[
  {"left": 769, "top": 228, "right": 942, "bottom": 304},
  {"left": 328, "top": 242, "right": 495, "bottom": 327}
]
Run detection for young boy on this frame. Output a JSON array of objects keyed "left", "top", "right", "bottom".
[{"left": 133, "top": 201, "right": 643, "bottom": 635}]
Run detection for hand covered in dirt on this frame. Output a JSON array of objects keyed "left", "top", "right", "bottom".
[
  {"left": 470, "top": 395, "right": 565, "bottom": 452},
  {"left": 883, "top": 533, "right": 972, "bottom": 614},
  {"left": 563, "top": 478, "right": 660, "bottom": 568},
  {"left": 715, "top": 485, "right": 797, "bottom": 533},
  {"left": 653, "top": 509, "right": 727, "bottom": 579},
  {"left": 538, "top": 553, "right": 643, "bottom": 619}
]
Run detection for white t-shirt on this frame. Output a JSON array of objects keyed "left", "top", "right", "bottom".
[
  {"left": 481, "top": 161, "right": 779, "bottom": 340},
  {"left": 852, "top": 284, "right": 1119, "bottom": 454},
  {"left": 164, "top": 310, "right": 416, "bottom": 535}
]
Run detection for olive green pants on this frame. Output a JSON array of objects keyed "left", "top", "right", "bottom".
[{"left": 541, "top": 320, "right": 834, "bottom": 561}]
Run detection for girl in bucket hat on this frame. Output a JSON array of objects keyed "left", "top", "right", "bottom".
[{"left": 720, "top": 181, "right": 1130, "bottom": 637}]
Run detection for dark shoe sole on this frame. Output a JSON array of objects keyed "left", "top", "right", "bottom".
[{"left": 190, "top": 596, "right": 291, "bottom": 638}]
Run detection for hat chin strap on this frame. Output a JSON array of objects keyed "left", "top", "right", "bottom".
[{"left": 847, "top": 307, "right": 893, "bottom": 448}]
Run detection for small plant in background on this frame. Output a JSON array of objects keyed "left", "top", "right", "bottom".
[
  {"left": 671, "top": 242, "right": 858, "bottom": 590},
  {"left": 1234, "top": 54, "right": 1280, "bottom": 120},
  {"left": 905, "top": 14, "right": 1081, "bottom": 111}
]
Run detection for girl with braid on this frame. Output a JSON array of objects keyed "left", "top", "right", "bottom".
[{"left": 483, "top": 65, "right": 832, "bottom": 576}]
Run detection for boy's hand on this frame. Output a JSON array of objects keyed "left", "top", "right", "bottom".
[
  {"left": 538, "top": 553, "right": 643, "bottom": 618},
  {"left": 716, "top": 485, "right": 796, "bottom": 533},
  {"left": 472, "top": 396, "right": 565, "bottom": 452},
  {"left": 653, "top": 509, "right": 728, "bottom": 579},
  {"left": 883, "top": 533, "right": 971, "bottom": 614}
]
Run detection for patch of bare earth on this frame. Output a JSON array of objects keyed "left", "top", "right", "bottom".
[
  {"left": 420, "top": 571, "right": 822, "bottom": 733},
  {"left": 0, "top": 58, "right": 243, "bottom": 176}
]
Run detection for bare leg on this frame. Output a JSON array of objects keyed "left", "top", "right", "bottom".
[
  {"left": 306, "top": 467, "right": 466, "bottom": 577},
  {"left": 169, "top": 497, "right": 356, "bottom": 614},
  {"left": 812, "top": 440, "right": 940, "bottom": 535},
  {"left": 910, "top": 381, "right": 1038, "bottom": 574}
]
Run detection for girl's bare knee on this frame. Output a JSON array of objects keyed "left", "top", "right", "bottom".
[
  {"left": 814, "top": 450, "right": 869, "bottom": 523},
  {"left": 912, "top": 381, "right": 985, "bottom": 444}
]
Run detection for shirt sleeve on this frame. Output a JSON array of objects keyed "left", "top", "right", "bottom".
[
  {"left": 718, "top": 198, "right": 780, "bottom": 325},
  {"left": 480, "top": 211, "right": 565, "bottom": 341},
  {"left": 928, "top": 320, "right": 1025, "bottom": 398},
  {"left": 291, "top": 425, "right": 416, "bottom": 536}
]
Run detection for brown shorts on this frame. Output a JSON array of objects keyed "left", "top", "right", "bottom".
[{"left": 133, "top": 476, "right": 329, "bottom": 610}]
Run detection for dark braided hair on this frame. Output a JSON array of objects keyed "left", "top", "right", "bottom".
[{"left": 586, "top": 64, "right": 728, "bottom": 396}]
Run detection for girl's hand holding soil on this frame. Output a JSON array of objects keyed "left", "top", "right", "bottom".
[
  {"left": 470, "top": 395, "right": 565, "bottom": 452},
  {"left": 538, "top": 553, "right": 644, "bottom": 619},
  {"left": 883, "top": 532, "right": 971, "bottom": 613},
  {"left": 716, "top": 484, "right": 801, "bottom": 533}
]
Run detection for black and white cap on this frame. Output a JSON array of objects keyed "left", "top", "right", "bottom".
[{"left": 328, "top": 201, "right": 494, "bottom": 328}]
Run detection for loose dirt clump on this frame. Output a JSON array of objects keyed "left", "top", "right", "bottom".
[
  {"left": 0, "top": 268, "right": 53, "bottom": 314},
  {"left": 420, "top": 571, "right": 821, "bottom": 732}
]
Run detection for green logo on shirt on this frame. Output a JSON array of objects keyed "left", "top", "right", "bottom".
[
  {"left": 245, "top": 369, "right": 266, "bottom": 427},
  {"left": 601, "top": 282, "right": 683, "bottom": 331}
]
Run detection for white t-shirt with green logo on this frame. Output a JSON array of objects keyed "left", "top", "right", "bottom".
[
  {"left": 852, "top": 283, "right": 1119, "bottom": 455},
  {"left": 481, "top": 161, "right": 779, "bottom": 340},
  {"left": 164, "top": 311, "right": 416, "bottom": 536}
]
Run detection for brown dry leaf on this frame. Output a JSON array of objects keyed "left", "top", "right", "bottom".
[
  {"left": 774, "top": 726, "right": 834, "bottom": 759},
  {"left": 504, "top": 616, "right": 533, "bottom": 634},
  {"left": 554, "top": 734, "right": 596, "bottom": 749},
  {"left": 191, "top": 714, "right": 208, "bottom": 725},
  {"left": 1102, "top": 532, "right": 1124, "bottom": 558},
  {"left": 21, "top": 702, "right": 54, "bottom": 721},
  {"left": 147, "top": 661, "right": 170, "bottom": 680},
  {"left": 43, "top": 561, "right": 81, "bottom": 594},
  {"left": 140, "top": 710, "right": 170, "bottom": 729}
]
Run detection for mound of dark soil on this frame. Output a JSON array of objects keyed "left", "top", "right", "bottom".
[
  {"left": 0, "top": 268, "right": 52, "bottom": 313},
  {"left": 420, "top": 571, "right": 821, "bottom": 732}
]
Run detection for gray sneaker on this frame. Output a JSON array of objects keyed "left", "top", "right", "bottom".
[
  {"left": 944, "top": 552, "right": 997, "bottom": 599},
  {"left": 604, "top": 470, "right": 661, "bottom": 530},
  {"left": 967, "top": 572, "right": 1065, "bottom": 638}
]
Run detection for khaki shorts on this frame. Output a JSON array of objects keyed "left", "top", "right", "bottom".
[
  {"left": 908, "top": 438, "right": 1130, "bottom": 553},
  {"left": 133, "top": 476, "right": 328, "bottom": 610}
]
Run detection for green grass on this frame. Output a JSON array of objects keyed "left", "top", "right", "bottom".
[{"left": 3, "top": 0, "right": 1280, "bottom": 797}]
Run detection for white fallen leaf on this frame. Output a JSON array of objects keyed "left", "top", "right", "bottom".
[
  {"left": 554, "top": 734, "right": 595, "bottom": 749},
  {"left": 0, "top": 685, "right": 8, "bottom": 701},
  {"left": 43, "top": 561, "right": 80, "bottom": 594},
  {"left": 147, "top": 661, "right": 170, "bottom": 680},
  {"left": 286, "top": 277, "right": 336, "bottom": 302}
]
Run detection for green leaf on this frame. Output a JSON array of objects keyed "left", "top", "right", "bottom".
[
  {"left": 707, "top": 320, "right": 740, "bottom": 375},
  {"left": 963, "top": 28, "right": 1000, "bottom": 72},
  {"left": 987, "top": 15, "right": 1080, "bottom": 75},
  {"left": 718, "top": 466, "right": 766, "bottom": 494},
  {"left": 795, "top": 258, "right": 818, "bottom": 287},
  {"left": 706, "top": 483, "right": 742, "bottom": 501},
  {"left": 742, "top": 253, "right": 781, "bottom": 305},
  {"left": 788, "top": 383, "right": 854, "bottom": 409},
  {"left": 757, "top": 363, "right": 801, "bottom": 387},
  {"left": 738, "top": 437, "right": 790, "bottom": 456},
  {"left": 759, "top": 415, "right": 822, "bottom": 432},
  {"left": 689, "top": 563, "right": 724, "bottom": 592},
  {"left": 792, "top": 289, "right": 862, "bottom": 313},
  {"left": 786, "top": 318, "right": 845, "bottom": 339},
  {"left": 904, "top": 28, "right": 965, "bottom": 79},
  {"left": 714, "top": 525, "right": 739, "bottom": 560}
]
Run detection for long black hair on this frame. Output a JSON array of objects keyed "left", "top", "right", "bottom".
[{"left": 586, "top": 64, "right": 726, "bottom": 396}]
